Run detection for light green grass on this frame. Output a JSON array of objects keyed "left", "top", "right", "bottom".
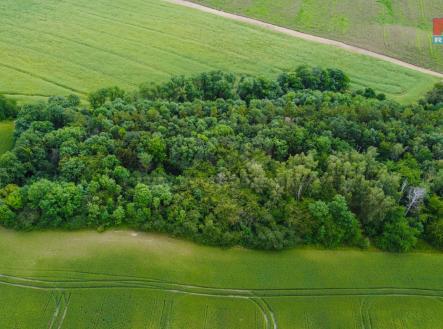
[
  {"left": 0, "top": 0, "right": 439, "bottom": 104},
  {"left": 0, "top": 121, "right": 14, "bottom": 154},
  {"left": 0, "top": 229, "right": 442, "bottom": 328},
  {"left": 193, "top": 0, "right": 443, "bottom": 74}
]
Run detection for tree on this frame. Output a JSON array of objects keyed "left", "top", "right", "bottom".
[
  {"left": 237, "top": 76, "right": 282, "bottom": 104},
  {"left": 296, "top": 65, "right": 320, "bottom": 90},
  {"left": 308, "top": 196, "right": 362, "bottom": 248},
  {"left": 193, "top": 71, "right": 237, "bottom": 100},
  {"left": 277, "top": 71, "right": 302, "bottom": 93},
  {"left": 328, "top": 195, "right": 363, "bottom": 245},
  {"left": 60, "top": 157, "right": 87, "bottom": 182},
  {"left": 293, "top": 66, "right": 349, "bottom": 92},
  {"left": 25, "top": 179, "right": 83, "bottom": 227},
  {"left": 127, "top": 183, "right": 152, "bottom": 224},
  {"left": 405, "top": 187, "right": 426, "bottom": 215},
  {"left": 0, "top": 152, "right": 25, "bottom": 188},
  {"left": 425, "top": 196, "right": 443, "bottom": 249},
  {"left": 0, "top": 204, "right": 16, "bottom": 227},
  {"left": 423, "top": 82, "right": 443, "bottom": 105},
  {"left": 137, "top": 134, "right": 166, "bottom": 167},
  {"left": 1, "top": 184, "right": 23, "bottom": 210},
  {"left": 169, "top": 136, "right": 216, "bottom": 171},
  {"left": 277, "top": 152, "right": 319, "bottom": 200},
  {"left": 0, "top": 94, "right": 18, "bottom": 120},
  {"left": 156, "top": 76, "right": 202, "bottom": 102},
  {"left": 428, "top": 219, "right": 443, "bottom": 249},
  {"left": 326, "top": 68, "right": 350, "bottom": 92},
  {"left": 88, "top": 88, "right": 108, "bottom": 109},
  {"left": 363, "top": 88, "right": 376, "bottom": 99},
  {"left": 377, "top": 207, "right": 418, "bottom": 252}
]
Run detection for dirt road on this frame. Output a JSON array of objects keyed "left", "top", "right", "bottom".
[{"left": 168, "top": 0, "right": 443, "bottom": 79}]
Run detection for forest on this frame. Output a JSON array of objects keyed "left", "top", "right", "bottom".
[{"left": 0, "top": 66, "right": 442, "bottom": 252}]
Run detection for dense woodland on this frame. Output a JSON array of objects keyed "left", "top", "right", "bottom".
[{"left": 0, "top": 66, "right": 442, "bottom": 252}]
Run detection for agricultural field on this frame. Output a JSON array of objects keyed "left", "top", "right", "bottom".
[
  {"left": 0, "top": 0, "right": 439, "bottom": 104},
  {"left": 1, "top": 0, "right": 443, "bottom": 328},
  {"left": 0, "top": 121, "right": 14, "bottom": 154},
  {"left": 0, "top": 229, "right": 442, "bottom": 329},
  {"left": 192, "top": 0, "right": 443, "bottom": 73}
]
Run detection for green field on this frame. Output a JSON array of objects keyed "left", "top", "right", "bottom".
[
  {"left": 0, "top": 121, "right": 14, "bottom": 154},
  {"left": 0, "top": 0, "right": 439, "bottom": 104},
  {"left": 193, "top": 0, "right": 443, "bottom": 73},
  {"left": 1, "top": 229, "right": 442, "bottom": 328}
]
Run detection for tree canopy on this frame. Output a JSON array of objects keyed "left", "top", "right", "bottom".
[{"left": 0, "top": 67, "right": 442, "bottom": 252}]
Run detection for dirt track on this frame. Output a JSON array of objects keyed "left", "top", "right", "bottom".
[{"left": 168, "top": 0, "right": 443, "bottom": 79}]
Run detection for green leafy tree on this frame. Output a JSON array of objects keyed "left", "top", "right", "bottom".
[
  {"left": 0, "top": 94, "right": 18, "bottom": 120},
  {"left": 25, "top": 179, "right": 83, "bottom": 227},
  {"left": 377, "top": 207, "right": 418, "bottom": 252},
  {"left": 423, "top": 82, "right": 443, "bottom": 105},
  {"left": 309, "top": 196, "right": 362, "bottom": 248},
  {"left": 0, "top": 152, "right": 25, "bottom": 188}
]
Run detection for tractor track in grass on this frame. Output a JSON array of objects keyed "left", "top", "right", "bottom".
[
  {"left": 47, "top": 294, "right": 63, "bottom": 329},
  {"left": 0, "top": 92, "right": 54, "bottom": 98},
  {"left": 166, "top": 0, "right": 443, "bottom": 79},
  {"left": 67, "top": 2, "right": 253, "bottom": 64},
  {"left": 3, "top": 4, "right": 219, "bottom": 73},
  {"left": 0, "top": 63, "right": 87, "bottom": 95},
  {"left": 56, "top": 293, "right": 71, "bottom": 329},
  {"left": 3, "top": 272, "right": 443, "bottom": 329},
  {"left": 2, "top": 272, "right": 443, "bottom": 299},
  {"left": 251, "top": 298, "right": 277, "bottom": 329},
  {"left": 0, "top": 37, "right": 138, "bottom": 88}
]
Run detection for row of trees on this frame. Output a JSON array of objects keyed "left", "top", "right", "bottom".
[
  {"left": 0, "top": 67, "right": 442, "bottom": 251},
  {"left": 134, "top": 66, "right": 350, "bottom": 105}
]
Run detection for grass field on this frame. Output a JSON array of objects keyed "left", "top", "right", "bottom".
[
  {"left": 1, "top": 229, "right": 442, "bottom": 329},
  {"left": 0, "top": 121, "right": 14, "bottom": 154},
  {"left": 192, "top": 0, "right": 443, "bottom": 74},
  {"left": 0, "top": 0, "right": 439, "bottom": 104}
]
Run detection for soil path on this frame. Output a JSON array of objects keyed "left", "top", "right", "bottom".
[{"left": 167, "top": 0, "right": 443, "bottom": 79}]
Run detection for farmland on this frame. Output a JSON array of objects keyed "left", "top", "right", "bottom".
[
  {"left": 0, "top": 121, "right": 14, "bottom": 154},
  {"left": 1, "top": 0, "right": 443, "bottom": 328},
  {"left": 192, "top": 0, "right": 443, "bottom": 73},
  {"left": 0, "top": 229, "right": 442, "bottom": 328},
  {"left": 0, "top": 0, "right": 439, "bottom": 104}
]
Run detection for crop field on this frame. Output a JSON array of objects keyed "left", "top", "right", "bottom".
[
  {"left": 193, "top": 0, "right": 443, "bottom": 73},
  {"left": 0, "top": 121, "right": 14, "bottom": 154},
  {"left": 0, "top": 0, "right": 439, "bottom": 104},
  {"left": 1, "top": 229, "right": 442, "bottom": 329}
]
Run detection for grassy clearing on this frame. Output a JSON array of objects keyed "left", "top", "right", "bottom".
[
  {"left": 0, "top": 0, "right": 438, "bottom": 103},
  {"left": 0, "top": 121, "right": 14, "bottom": 154},
  {"left": 0, "top": 229, "right": 442, "bottom": 328},
  {"left": 192, "top": 0, "right": 443, "bottom": 73}
]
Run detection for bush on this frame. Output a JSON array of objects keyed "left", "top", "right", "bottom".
[
  {"left": 423, "top": 82, "right": 443, "bottom": 106},
  {"left": 428, "top": 219, "right": 443, "bottom": 249},
  {"left": 0, "top": 94, "right": 18, "bottom": 120}
]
